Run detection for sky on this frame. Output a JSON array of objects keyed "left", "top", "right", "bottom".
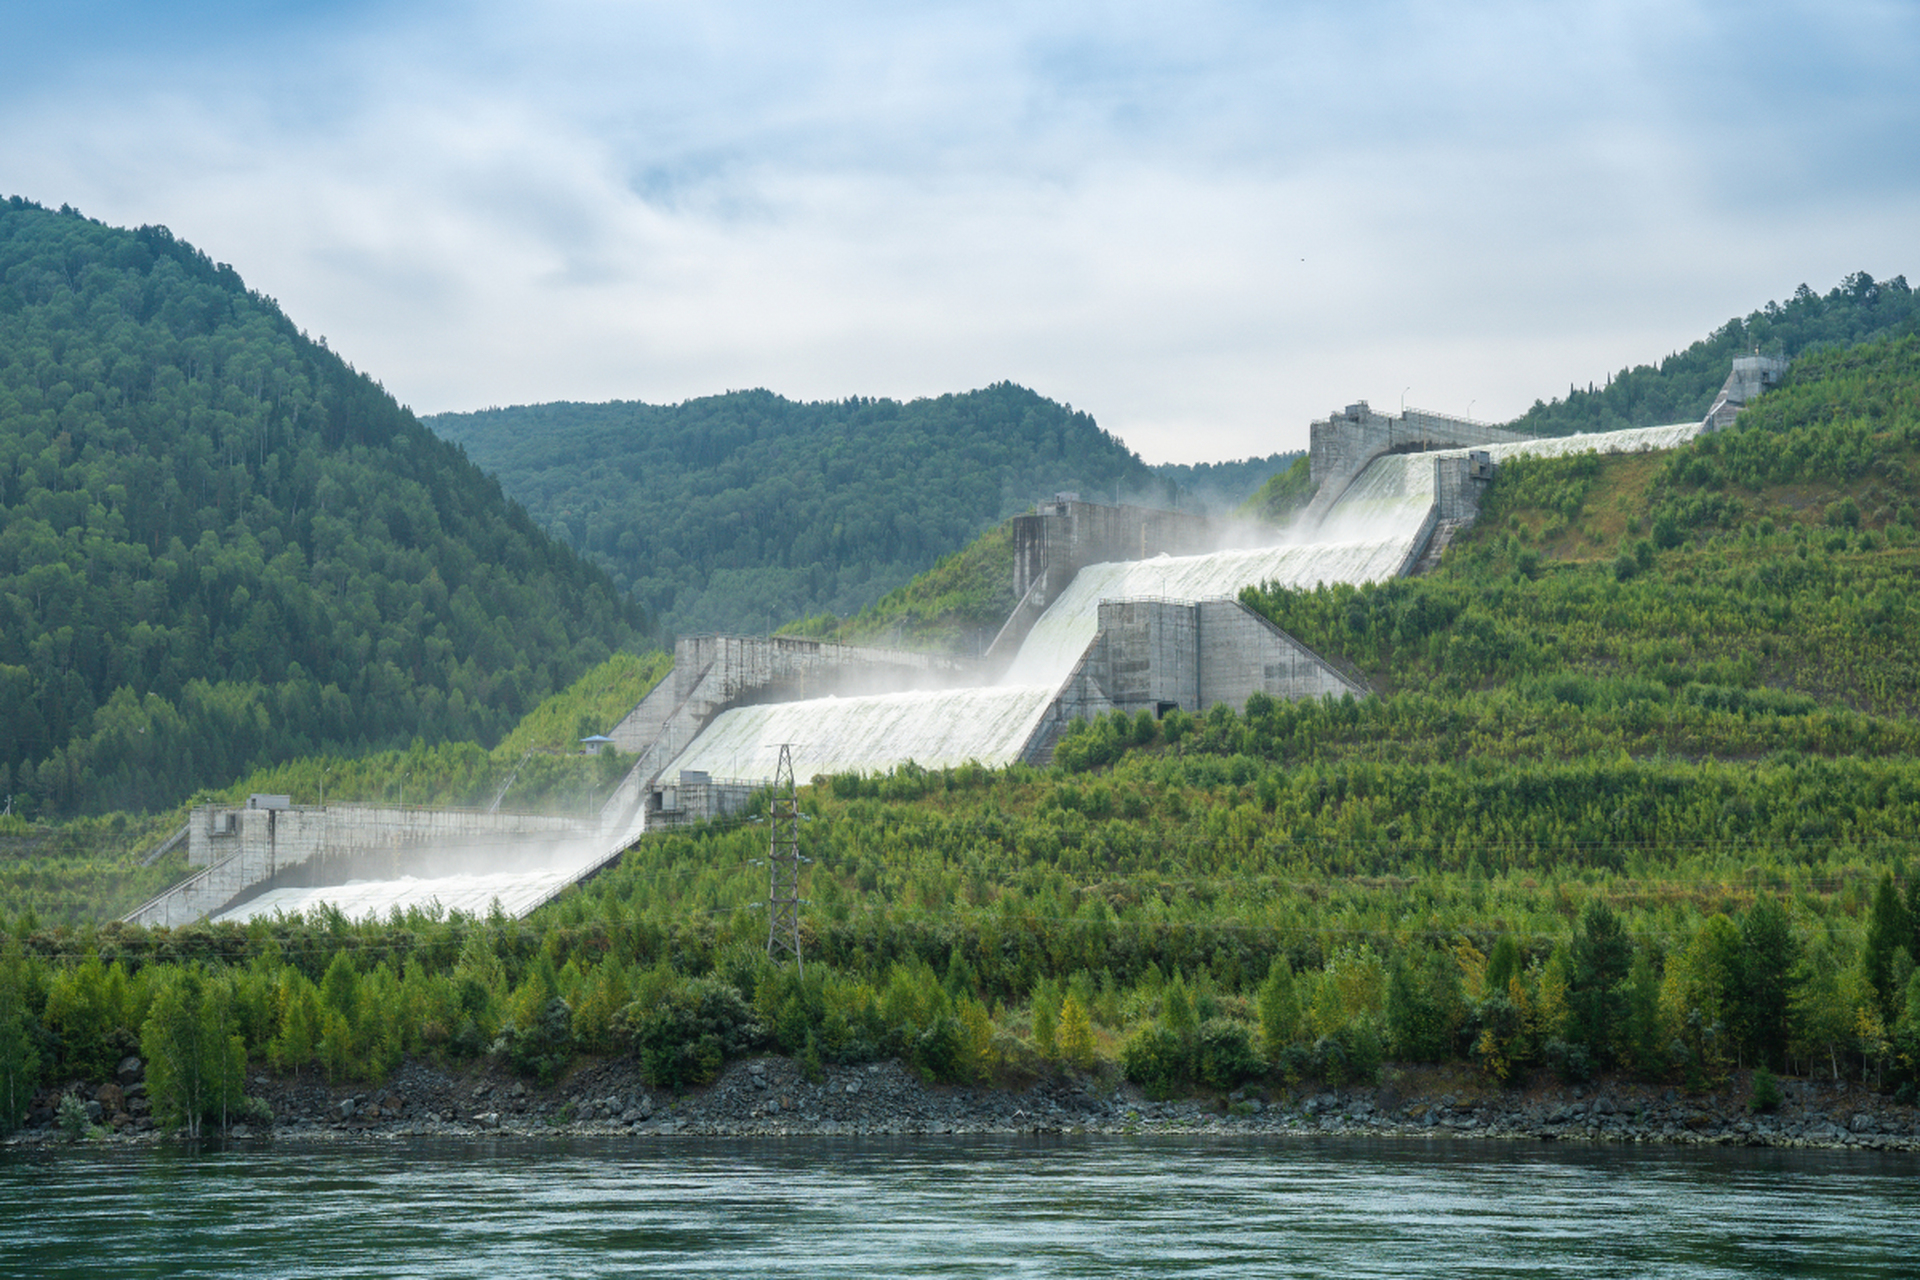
[{"left": 3, "top": 1, "right": 1917, "bottom": 462}]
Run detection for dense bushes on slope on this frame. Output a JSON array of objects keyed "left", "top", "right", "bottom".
[{"left": 0, "top": 200, "right": 649, "bottom": 817}]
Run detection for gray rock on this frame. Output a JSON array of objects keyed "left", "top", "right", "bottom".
[
  {"left": 336, "top": 1098, "right": 356, "bottom": 1121},
  {"left": 1850, "top": 1113, "right": 1876, "bottom": 1134}
]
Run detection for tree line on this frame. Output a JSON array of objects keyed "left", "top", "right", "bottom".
[{"left": 1507, "top": 270, "right": 1917, "bottom": 436}]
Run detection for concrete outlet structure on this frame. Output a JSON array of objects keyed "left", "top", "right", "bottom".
[
  {"left": 125, "top": 803, "right": 593, "bottom": 928},
  {"left": 1032, "top": 599, "right": 1364, "bottom": 757}
]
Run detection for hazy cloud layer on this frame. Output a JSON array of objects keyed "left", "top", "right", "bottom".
[{"left": 4, "top": 0, "right": 1916, "bottom": 459}]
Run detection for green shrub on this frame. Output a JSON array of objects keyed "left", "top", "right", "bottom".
[
  {"left": 1195, "top": 1019, "right": 1261, "bottom": 1089},
  {"left": 617, "top": 979, "right": 764, "bottom": 1090},
  {"left": 1121, "top": 1025, "right": 1188, "bottom": 1100}
]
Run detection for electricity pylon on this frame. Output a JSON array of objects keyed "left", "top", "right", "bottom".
[{"left": 767, "top": 743, "right": 804, "bottom": 972}]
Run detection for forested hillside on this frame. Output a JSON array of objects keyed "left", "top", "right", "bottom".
[
  {"left": 1507, "top": 270, "right": 1917, "bottom": 435},
  {"left": 0, "top": 200, "right": 648, "bottom": 819},
  {"left": 5, "top": 334, "right": 1919, "bottom": 1131},
  {"left": 428, "top": 387, "right": 1173, "bottom": 636}
]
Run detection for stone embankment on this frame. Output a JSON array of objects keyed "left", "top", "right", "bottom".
[{"left": 13, "top": 1057, "right": 1919, "bottom": 1152}]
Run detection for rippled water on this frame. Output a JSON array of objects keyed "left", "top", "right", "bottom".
[{"left": 5, "top": 1136, "right": 1915, "bottom": 1278}]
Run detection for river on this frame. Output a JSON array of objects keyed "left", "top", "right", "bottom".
[{"left": 5, "top": 1135, "right": 1915, "bottom": 1278}]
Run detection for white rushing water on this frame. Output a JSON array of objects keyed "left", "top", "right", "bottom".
[
  {"left": 665, "top": 419, "right": 1705, "bottom": 784},
  {"left": 665, "top": 684, "right": 1062, "bottom": 780},
  {"left": 216, "top": 869, "right": 586, "bottom": 923}
]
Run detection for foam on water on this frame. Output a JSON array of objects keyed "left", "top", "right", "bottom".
[
  {"left": 666, "top": 684, "right": 1061, "bottom": 780},
  {"left": 217, "top": 869, "right": 586, "bottom": 923}
]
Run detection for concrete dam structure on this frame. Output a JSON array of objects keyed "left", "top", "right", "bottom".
[
  {"left": 136, "top": 371, "right": 1755, "bottom": 926},
  {"left": 640, "top": 413, "right": 1708, "bottom": 818}
]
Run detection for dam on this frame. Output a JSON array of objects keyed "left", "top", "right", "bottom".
[{"left": 133, "top": 375, "right": 1752, "bottom": 926}]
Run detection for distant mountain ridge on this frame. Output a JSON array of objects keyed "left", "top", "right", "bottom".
[
  {"left": 429, "top": 386, "right": 1195, "bottom": 636},
  {"left": 0, "top": 199, "right": 646, "bottom": 818}
]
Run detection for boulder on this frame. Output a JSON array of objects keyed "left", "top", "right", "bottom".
[{"left": 116, "top": 1056, "right": 144, "bottom": 1086}]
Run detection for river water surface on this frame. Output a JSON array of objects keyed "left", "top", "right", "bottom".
[{"left": 5, "top": 1135, "right": 1915, "bottom": 1278}]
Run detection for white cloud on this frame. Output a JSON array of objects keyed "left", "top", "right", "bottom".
[{"left": 3, "top": 0, "right": 1917, "bottom": 459}]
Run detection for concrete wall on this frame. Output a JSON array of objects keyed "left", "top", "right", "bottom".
[
  {"left": 1304, "top": 402, "right": 1532, "bottom": 528},
  {"left": 1191, "top": 599, "right": 1365, "bottom": 707},
  {"left": 992, "top": 498, "right": 1241, "bottom": 668},
  {"left": 1704, "top": 355, "right": 1788, "bottom": 430},
  {"left": 1025, "top": 597, "right": 1365, "bottom": 762},
  {"left": 1010, "top": 499, "right": 1222, "bottom": 604},
  {"left": 645, "top": 776, "right": 764, "bottom": 829}
]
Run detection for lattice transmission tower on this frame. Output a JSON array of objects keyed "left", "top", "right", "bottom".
[{"left": 766, "top": 743, "right": 804, "bottom": 972}]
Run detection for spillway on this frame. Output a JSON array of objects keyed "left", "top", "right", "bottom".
[
  {"left": 216, "top": 869, "right": 586, "bottom": 923},
  {"left": 665, "top": 684, "right": 1062, "bottom": 780},
  {"left": 666, "top": 419, "right": 1703, "bottom": 785},
  {"left": 1000, "top": 540, "right": 1416, "bottom": 686}
]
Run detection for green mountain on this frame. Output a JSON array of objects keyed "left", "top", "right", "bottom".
[
  {"left": 427, "top": 387, "right": 1177, "bottom": 637},
  {"left": 1509, "top": 271, "right": 1918, "bottom": 435},
  {"left": 0, "top": 199, "right": 648, "bottom": 819},
  {"left": 1150, "top": 451, "right": 1301, "bottom": 512}
]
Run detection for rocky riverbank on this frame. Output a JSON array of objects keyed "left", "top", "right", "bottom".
[{"left": 12, "top": 1056, "right": 1919, "bottom": 1152}]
